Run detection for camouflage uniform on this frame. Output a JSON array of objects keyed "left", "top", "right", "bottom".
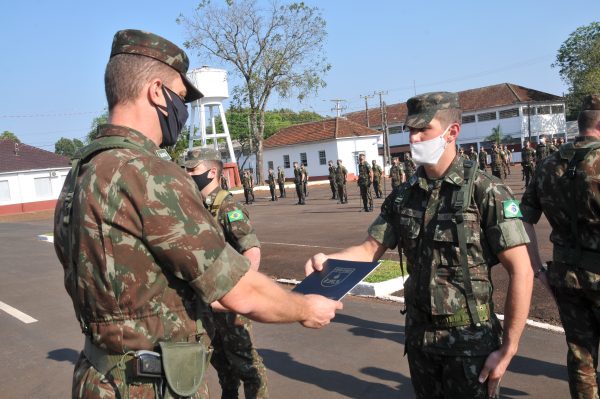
[
  {"left": 293, "top": 165, "right": 305, "bottom": 205},
  {"left": 548, "top": 140, "right": 559, "bottom": 155},
  {"left": 468, "top": 147, "right": 478, "bottom": 163},
  {"left": 491, "top": 146, "right": 503, "bottom": 180},
  {"left": 277, "top": 168, "right": 286, "bottom": 198},
  {"left": 372, "top": 162, "right": 383, "bottom": 198},
  {"left": 203, "top": 187, "right": 268, "bottom": 399},
  {"left": 536, "top": 141, "right": 549, "bottom": 162},
  {"left": 521, "top": 146, "right": 536, "bottom": 187},
  {"left": 328, "top": 163, "right": 337, "bottom": 199},
  {"left": 501, "top": 146, "right": 510, "bottom": 178},
  {"left": 267, "top": 170, "right": 278, "bottom": 201},
  {"left": 301, "top": 165, "right": 309, "bottom": 197},
  {"left": 335, "top": 162, "right": 348, "bottom": 204},
  {"left": 521, "top": 95, "right": 600, "bottom": 399},
  {"left": 478, "top": 148, "right": 487, "bottom": 171},
  {"left": 404, "top": 154, "right": 417, "bottom": 180},
  {"left": 389, "top": 162, "right": 404, "bottom": 190},
  {"left": 357, "top": 159, "right": 373, "bottom": 212},
  {"left": 242, "top": 172, "right": 254, "bottom": 205}
]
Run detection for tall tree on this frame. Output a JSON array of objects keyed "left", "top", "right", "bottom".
[
  {"left": 179, "top": 0, "right": 330, "bottom": 181},
  {"left": 1, "top": 131, "right": 21, "bottom": 143},
  {"left": 553, "top": 22, "right": 600, "bottom": 119},
  {"left": 55, "top": 137, "right": 84, "bottom": 157},
  {"left": 86, "top": 110, "right": 109, "bottom": 143}
]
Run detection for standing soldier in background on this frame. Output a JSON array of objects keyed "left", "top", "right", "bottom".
[
  {"left": 267, "top": 167, "right": 278, "bottom": 202},
  {"left": 327, "top": 160, "right": 337, "bottom": 200},
  {"left": 357, "top": 153, "right": 373, "bottom": 212},
  {"left": 186, "top": 147, "right": 269, "bottom": 399},
  {"left": 277, "top": 166, "right": 286, "bottom": 198},
  {"left": 558, "top": 137, "right": 565, "bottom": 146},
  {"left": 478, "top": 147, "right": 487, "bottom": 170},
  {"left": 491, "top": 143, "right": 503, "bottom": 180},
  {"left": 372, "top": 159, "right": 383, "bottom": 199},
  {"left": 536, "top": 135, "right": 549, "bottom": 162},
  {"left": 221, "top": 174, "right": 229, "bottom": 190},
  {"left": 521, "top": 94, "right": 600, "bottom": 399},
  {"left": 521, "top": 141, "right": 536, "bottom": 187},
  {"left": 458, "top": 147, "right": 466, "bottom": 160},
  {"left": 293, "top": 162, "right": 305, "bottom": 205},
  {"left": 548, "top": 137, "right": 559, "bottom": 155},
  {"left": 242, "top": 170, "right": 255, "bottom": 205},
  {"left": 389, "top": 157, "right": 404, "bottom": 190},
  {"left": 335, "top": 159, "right": 348, "bottom": 204},
  {"left": 469, "top": 145, "right": 478, "bottom": 162},
  {"left": 501, "top": 144, "right": 511, "bottom": 178},
  {"left": 301, "top": 164, "right": 309, "bottom": 197},
  {"left": 404, "top": 152, "right": 417, "bottom": 180}
]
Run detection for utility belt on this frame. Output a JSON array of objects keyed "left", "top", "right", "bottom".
[
  {"left": 84, "top": 337, "right": 212, "bottom": 398},
  {"left": 554, "top": 245, "right": 600, "bottom": 274},
  {"left": 411, "top": 303, "right": 491, "bottom": 329}
]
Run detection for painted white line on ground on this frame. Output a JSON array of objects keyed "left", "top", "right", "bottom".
[
  {"left": 0, "top": 301, "right": 38, "bottom": 324},
  {"left": 37, "top": 234, "right": 54, "bottom": 243}
]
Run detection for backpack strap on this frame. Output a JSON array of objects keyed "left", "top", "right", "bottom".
[{"left": 208, "top": 189, "right": 232, "bottom": 221}]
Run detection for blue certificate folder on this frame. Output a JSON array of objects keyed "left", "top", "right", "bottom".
[{"left": 292, "top": 259, "right": 381, "bottom": 300}]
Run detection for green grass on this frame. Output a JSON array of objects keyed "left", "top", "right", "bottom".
[{"left": 364, "top": 260, "right": 408, "bottom": 283}]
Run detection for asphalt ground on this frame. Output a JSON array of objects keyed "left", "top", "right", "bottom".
[{"left": 0, "top": 164, "right": 571, "bottom": 398}]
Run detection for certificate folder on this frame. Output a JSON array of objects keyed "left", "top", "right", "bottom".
[{"left": 292, "top": 259, "right": 381, "bottom": 300}]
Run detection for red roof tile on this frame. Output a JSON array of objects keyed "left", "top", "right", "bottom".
[
  {"left": 264, "top": 117, "right": 381, "bottom": 148},
  {"left": 0, "top": 140, "right": 70, "bottom": 173}
]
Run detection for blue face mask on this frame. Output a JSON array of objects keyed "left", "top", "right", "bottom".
[{"left": 156, "top": 86, "right": 189, "bottom": 147}]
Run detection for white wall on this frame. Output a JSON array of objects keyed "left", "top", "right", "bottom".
[
  {"left": 0, "top": 167, "right": 70, "bottom": 206},
  {"left": 335, "top": 136, "right": 381, "bottom": 176},
  {"left": 263, "top": 140, "right": 339, "bottom": 180}
]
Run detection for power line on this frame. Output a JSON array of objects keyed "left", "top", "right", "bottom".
[{"left": 0, "top": 110, "right": 101, "bottom": 119}]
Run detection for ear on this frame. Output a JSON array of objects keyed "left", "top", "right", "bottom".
[
  {"left": 148, "top": 78, "right": 165, "bottom": 107},
  {"left": 447, "top": 122, "right": 461, "bottom": 143}
]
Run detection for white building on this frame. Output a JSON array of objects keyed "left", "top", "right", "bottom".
[
  {"left": 0, "top": 140, "right": 70, "bottom": 215},
  {"left": 263, "top": 117, "right": 382, "bottom": 180},
  {"left": 345, "top": 83, "right": 566, "bottom": 163}
]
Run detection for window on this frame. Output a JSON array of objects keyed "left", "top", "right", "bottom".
[
  {"left": 388, "top": 126, "right": 404, "bottom": 134},
  {"left": 283, "top": 155, "right": 290, "bottom": 168},
  {"left": 267, "top": 161, "right": 274, "bottom": 170},
  {"left": 318, "top": 150, "right": 326, "bottom": 165},
  {"left": 461, "top": 115, "right": 475, "bottom": 124},
  {"left": 0, "top": 181, "right": 10, "bottom": 201},
  {"left": 34, "top": 177, "right": 52, "bottom": 198},
  {"left": 522, "top": 106, "right": 536, "bottom": 116},
  {"left": 300, "top": 152, "right": 307, "bottom": 166},
  {"left": 477, "top": 112, "right": 497, "bottom": 122},
  {"left": 552, "top": 105, "right": 565, "bottom": 114},
  {"left": 499, "top": 108, "right": 519, "bottom": 119},
  {"left": 537, "top": 106, "right": 551, "bottom": 115}
]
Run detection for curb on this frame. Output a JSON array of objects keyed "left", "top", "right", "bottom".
[
  {"left": 37, "top": 234, "right": 54, "bottom": 243},
  {"left": 229, "top": 179, "right": 330, "bottom": 195}
]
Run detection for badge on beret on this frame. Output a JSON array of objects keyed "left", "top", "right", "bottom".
[
  {"left": 502, "top": 200, "right": 522, "bottom": 218},
  {"left": 227, "top": 210, "right": 244, "bottom": 222}
]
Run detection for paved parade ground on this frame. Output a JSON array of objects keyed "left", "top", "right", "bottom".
[{"left": 0, "top": 166, "right": 572, "bottom": 398}]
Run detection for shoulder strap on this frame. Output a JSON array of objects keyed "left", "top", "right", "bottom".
[
  {"left": 452, "top": 159, "right": 482, "bottom": 327},
  {"left": 209, "top": 189, "right": 232, "bottom": 221}
]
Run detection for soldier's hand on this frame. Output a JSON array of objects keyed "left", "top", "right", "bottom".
[
  {"left": 479, "top": 347, "right": 513, "bottom": 398},
  {"left": 305, "top": 253, "right": 328, "bottom": 276},
  {"left": 300, "top": 294, "right": 343, "bottom": 329}
]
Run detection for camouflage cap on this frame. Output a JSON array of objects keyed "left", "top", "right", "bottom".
[
  {"left": 184, "top": 147, "right": 221, "bottom": 169},
  {"left": 405, "top": 91, "right": 460, "bottom": 128},
  {"left": 110, "top": 29, "right": 202, "bottom": 103},
  {"left": 581, "top": 94, "right": 600, "bottom": 111}
]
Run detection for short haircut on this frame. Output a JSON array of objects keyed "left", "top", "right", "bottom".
[
  {"left": 105, "top": 54, "right": 178, "bottom": 111},
  {"left": 434, "top": 108, "right": 462, "bottom": 127},
  {"left": 578, "top": 110, "right": 600, "bottom": 133}
]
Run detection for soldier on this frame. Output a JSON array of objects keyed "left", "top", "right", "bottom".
[
  {"left": 306, "top": 91, "right": 533, "bottom": 399},
  {"left": 468, "top": 145, "right": 478, "bottom": 162},
  {"left": 521, "top": 141, "right": 536, "bottom": 187},
  {"left": 327, "top": 160, "right": 337, "bottom": 200},
  {"left": 221, "top": 173, "right": 229, "bottom": 190},
  {"left": 53, "top": 29, "right": 341, "bottom": 399},
  {"left": 293, "top": 161, "right": 305, "bottom": 205},
  {"left": 548, "top": 137, "right": 559, "bottom": 155},
  {"left": 458, "top": 147, "right": 466, "bottom": 160},
  {"left": 521, "top": 94, "right": 600, "bottom": 399},
  {"left": 558, "top": 137, "right": 565, "bottom": 146},
  {"left": 478, "top": 147, "right": 487, "bottom": 171},
  {"left": 185, "top": 147, "right": 268, "bottom": 398},
  {"left": 404, "top": 152, "right": 417, "bottom": 180},
  {"left": 372, "top": 159, "right": 383, "bottom": 199},
  {"left": 242, "top": 170, "right": 254, "bottom": 205},
  {"left": 501, "top": 145, "right": 510, "bottom": 178},
  {"left": 301, "top": 164, "right": 309, "bottom": 197},
  {"left": 277, "top": 166, "right": 286, "bottom": 198},
  {"left": 536, "top": 135, "right": 549, "bottom": 162},
  {"left": 490, "top": 143, "right": 503, "bottom": 180},
  {"left": 389, "top": 157, "right": 404, "bottom": 190},
  {"left": 357, "top": 153, "right": 373, "bottom": 212},
  {"left": 335, "top": 159, "right": 348, "bottom": 204},
  {"left": 267, "top": 167, "right": 278, "bottom": 201}
]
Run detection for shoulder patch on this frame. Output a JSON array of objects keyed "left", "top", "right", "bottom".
[
  {"left": 155, "top": 149, "right": 172, "bottom": 161},
  {"left": 227, "top": 209, "right": 245, "bottom": 222},
  {"left": 502, "top": 200, "right": 522, "bottom": 218}
]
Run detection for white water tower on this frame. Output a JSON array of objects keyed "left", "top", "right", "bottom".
[{"left": 186, "top": 67, "right": 235, "bottom": 162}]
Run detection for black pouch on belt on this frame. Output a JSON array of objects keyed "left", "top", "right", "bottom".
[{"left": 159, "top": 341, "right": 213, "bottom": 398}]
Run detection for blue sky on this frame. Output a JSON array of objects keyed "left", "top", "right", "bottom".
[{"left": 1, "top": 1, "right": 598, "bottom": 150}]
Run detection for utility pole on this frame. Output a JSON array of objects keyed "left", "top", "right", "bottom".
[
  {"left": 330, "top": 99, "right": 347, "bottom": 117},
  {"left": 375, "top": 90, "right": 391, "bottom": 196},
  {"left": 359, "top": 94, "right": 374, "bottom": 127}
]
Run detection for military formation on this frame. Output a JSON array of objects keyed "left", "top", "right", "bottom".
[{"left": 50, "top": 28, "right": 598, "bottom": 399}]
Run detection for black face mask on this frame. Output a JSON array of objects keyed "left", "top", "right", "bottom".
[
  {"left": 192, "top": 170, "right": 214, "bottom": 192},
  {"left": 156, "top": 86, "right": 189, "bottom": 147}
]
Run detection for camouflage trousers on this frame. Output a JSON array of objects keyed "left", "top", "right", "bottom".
[
  {"left": 278, "top": 182, "right": 286, "bottom": 198},
  {"left": 71, "top": 351, "right": 209, "bottom": 398},
  {"left": 407, "top": 347, "right": 493, "bottom": 399},
  {"left": 294, "top": 182, "right": 305, "bottom": 204},
  {"left": 359, "top": 184, "right": 373, "bottom": 211},
  {"left": 491, "top": 166, "right": 502, "bottom": 180},
  {"left": 373, "top": 179, "right": 382, "bottom": 198},
  {"left": 268, "top": 184, "right": 277, "bottom": 201},
  {"left": 211, "top": 312, "right": 268, "bottom": 399},
  {"left": 336, "top": 182, "right": 347, "bottom": 203},
  {"left": 554, "top": 287, "right": 600, "bottom": 399},
  {"left": 522, "top": 164, "right": 533, "bottom": 186},
  {"left": 328, "top": 178, "right": 337, "bottom": 199}
]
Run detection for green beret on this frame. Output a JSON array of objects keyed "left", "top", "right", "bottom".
[
  {"left": 405, "top": 91, "right": 460, "bottom": 128},
  {"left": 184, "top": 147, "right": 221, "bottom": 169}
]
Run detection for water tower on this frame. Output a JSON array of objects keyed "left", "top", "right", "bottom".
[{"left": 186, "top": 67, "right": 236, "bottom": 162}]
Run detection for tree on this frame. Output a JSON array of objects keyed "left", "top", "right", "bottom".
[
  {"left": 55, "top": 137, "right": 84, "bottom": 157},
  {"left": 484, "top": 124, "right": 516, "bottom": 144},
  {"left": 553, "top": 22, "right": 600, "bottom": 119},
  {"left": 179, "top": 0, "right": 330, "bottom": 181},
  {"left": 1, "top": 131, "right": 21, "bottom": 143},
  {"left": 87, "top": 110, "right": 109, "bottom": 143}
]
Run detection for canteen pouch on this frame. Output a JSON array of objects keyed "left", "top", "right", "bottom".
[{"left": 159, "top": 341, "right": 212, "bottom": 398}]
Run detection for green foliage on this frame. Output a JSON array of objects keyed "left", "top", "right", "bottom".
[
  {"left": 87, "top": 110, "right": 109, "bottom": 143},
  {"left": 364, "top": 260, "right": 407, "bottom": 283},
  {"left": 0, "top": 131, "right": 21, "bottom": 143},
  {"left": 553, "top": 22, "right": 600, "bottom": 120},
  {"left": 484, "top": 125, "right": 516, "bottom": 144},
  {"left": 55, "top": 137, "right": 84, "bottom": 157}
]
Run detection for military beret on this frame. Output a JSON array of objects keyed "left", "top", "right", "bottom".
[
  {"left": 581, "top": 94, "right": 600, "bottom": 111},
  {"left": 110, "top": 29, "right": 202, "bottom": 103},
  {"left": 405, "top": 91, "right": 461, "bottom": 128},
  {"left": 184, "top": 147, "right": 221, "bottom": 169}
]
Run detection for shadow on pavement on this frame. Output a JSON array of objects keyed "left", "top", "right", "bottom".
[
  {"left": 508, "top": 353, "right": 568, "bottom": 382},
  {"left": 47, "top": 348, "right": 79, "bottom": 365},
  {"left": 260, "top": 349, "right": 411, "bottom": 398},
  {"left": 333, "top": 313, "right": 405, "bottom": 344}
]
